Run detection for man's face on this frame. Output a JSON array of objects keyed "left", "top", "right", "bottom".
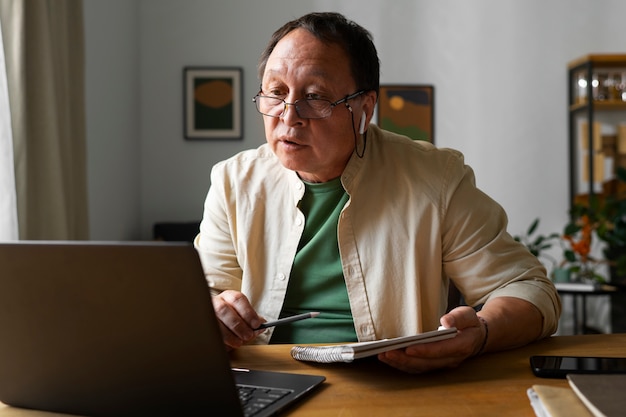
[{"left": 260, "top": 28, "right": 368, "bottom": 183}]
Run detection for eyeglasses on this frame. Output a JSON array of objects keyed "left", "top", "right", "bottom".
[{"left": 253, "top": 90, "right": 366, "bottom": 119}]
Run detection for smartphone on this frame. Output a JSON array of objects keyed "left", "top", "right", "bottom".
[{"left": 530, "top": 355, "right": 626, "bottom": 378}]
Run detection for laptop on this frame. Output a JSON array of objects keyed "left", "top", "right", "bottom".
[{"left": 0, "top": 241, "right": 325, "bottom": 417}]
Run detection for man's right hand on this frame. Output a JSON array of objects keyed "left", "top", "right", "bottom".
[{"left": 211, "top": 290, "right": 266, "bottom": 350}]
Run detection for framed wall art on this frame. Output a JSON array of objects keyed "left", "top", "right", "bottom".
[
  {"left": 377, "top": 85, "right": 434, "bottom": 143},
  {"left": 184, "top": 67, "right": 242, "bottom": 140}
]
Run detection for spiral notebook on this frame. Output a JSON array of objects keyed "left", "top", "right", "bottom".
[{"left": 291, "top": 327, "right": 458, "bottom": 363}]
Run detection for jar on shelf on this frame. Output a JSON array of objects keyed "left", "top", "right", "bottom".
[
  {"left": 608, "top": 72, "right": 622, "bottom": 101},
  {"left": 618, "top": 71, "right": 626, "bottom": 101},
  {"left": 593, "top": 72, "right": 610, "bottom": 100},
  {"left": 575, "top": 72, "right": 588, "bottom": 104}
]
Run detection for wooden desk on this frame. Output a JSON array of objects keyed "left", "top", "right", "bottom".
[
  {"left": 230, "top": 333, "right": 626, "bottom": 416},
  {"left": 1, "top": 334, "right": 625, "bottom": 416}
]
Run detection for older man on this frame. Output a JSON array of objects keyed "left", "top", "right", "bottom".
[{"left": 195, "top": 12, "right": 561, "bottom": 374}]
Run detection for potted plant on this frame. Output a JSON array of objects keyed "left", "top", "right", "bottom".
[
  {"left": 562, "top": 211, "right": 606, "bottom": 284},
  {"left": 514, "top": 218, "right": 560, "bottom": 276},
  {"left": 565, "top": 166, "right": 626, "bottom": 285},
  {"left": 595, "top": 167, "right": 626, "bottom": 284}
]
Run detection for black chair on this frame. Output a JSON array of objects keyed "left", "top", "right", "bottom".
[{"left": 153, "top": 221, "right": 201, "bottom": 243}]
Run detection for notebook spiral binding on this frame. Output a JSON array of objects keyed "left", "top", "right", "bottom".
[{"left": 290, "top": 346, "right": 352, "bottom": 363}]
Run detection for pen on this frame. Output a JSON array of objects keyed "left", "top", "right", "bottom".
[{"left": 254, "top": 312, "right": 320, "bottom": 330}]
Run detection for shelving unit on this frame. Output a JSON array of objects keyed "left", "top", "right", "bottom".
[
  {"left": 568, "top": 54, "right": 626, "bottom": 208},
  {"left": 567, "top": 54, "right": 626, "bottom": 333}
]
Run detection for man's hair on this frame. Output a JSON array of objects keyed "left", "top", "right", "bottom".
[{"left": 257, "top": 12, "right": 380, "bottom": 98}]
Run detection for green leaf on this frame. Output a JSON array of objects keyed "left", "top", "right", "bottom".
[
  {"left": 564, "top": 223, "right": 580, "bottom": 236},
  {"left": 528, "top": 218, "right": 539, "bottom": 236}
]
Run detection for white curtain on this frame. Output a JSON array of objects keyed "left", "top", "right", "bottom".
[
  {"left": 0, "top": 0, "right": 88, "bottom": 240},
  {"left": 0, "top": 14, "right": 18, "bottom": 241}
]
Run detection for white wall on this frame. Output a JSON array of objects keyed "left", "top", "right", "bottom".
[
  {"left": 84, "top": 0, "right": 140, "bottom": 240},
  {"left": 84, "top": 0, "right": 626, "bottom": 245}
]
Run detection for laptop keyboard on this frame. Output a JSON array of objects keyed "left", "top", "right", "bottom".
[{"left": 237, "top": 384, "right": 292, "bottom": 416}]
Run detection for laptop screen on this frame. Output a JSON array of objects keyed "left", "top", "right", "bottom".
[{"left": 0, "top": 241, "right": 323, "bottom": 417}]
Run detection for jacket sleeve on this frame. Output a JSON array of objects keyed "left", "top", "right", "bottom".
[
  {"left": 194, "top": 162, "right": 243, "bottom": 296},
  {"left": 441, "top": 157, "right": 561, "bottom": 338}
]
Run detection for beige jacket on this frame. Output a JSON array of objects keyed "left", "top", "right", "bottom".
[{"left": 195, "top": 125, "right": 561, "bottom": 344}]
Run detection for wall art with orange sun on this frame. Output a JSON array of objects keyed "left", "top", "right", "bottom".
[
  {"left": 184, "top": 67, "right": 242, "bottom": 140},
  {"left": 377, "top": 85, "right": 434, "bottom": 143}
]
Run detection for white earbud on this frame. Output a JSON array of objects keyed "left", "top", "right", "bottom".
[{"left": 359, "top": 111, "right": 367, "bottom": 134}]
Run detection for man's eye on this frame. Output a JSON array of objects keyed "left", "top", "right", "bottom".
[{"left": 262, "top": 87, "right": 285, "bottom": 97}]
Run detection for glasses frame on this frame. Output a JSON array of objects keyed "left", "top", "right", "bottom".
[{"left": 252, "top": 89, "right": 366, "bottom": 119}]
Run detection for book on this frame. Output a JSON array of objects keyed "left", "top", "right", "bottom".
[
  {"left": 567, "top": 374, "right": 626, "bottom": 417},
  {"left": 527, "top": 385, "right": 593, "bottom": 417},
  {"left": 290, "top": 327, "right": 457, "bottom": 363}
]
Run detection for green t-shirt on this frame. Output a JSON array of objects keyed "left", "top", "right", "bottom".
[{"left": 270, "top": 177, "right": 358, "bottom": 344}]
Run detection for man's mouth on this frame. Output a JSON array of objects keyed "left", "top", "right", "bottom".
[{"left": 280, "top": 137, "right": 303, "bottom": 146}]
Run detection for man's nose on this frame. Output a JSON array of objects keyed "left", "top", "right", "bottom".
[{"left": 280, "top": 101, "right": 302, "bottom": 121}]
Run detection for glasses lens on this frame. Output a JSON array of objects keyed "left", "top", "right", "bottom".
[
  {"left": 255, "top": 96, "right": 334, "bottom": 119},
  {"left": 298, "top": 99, "right": 332, "bottom": 119},
  {"left": 255, "top": 96, "right": 283, "bottom": 117}
]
